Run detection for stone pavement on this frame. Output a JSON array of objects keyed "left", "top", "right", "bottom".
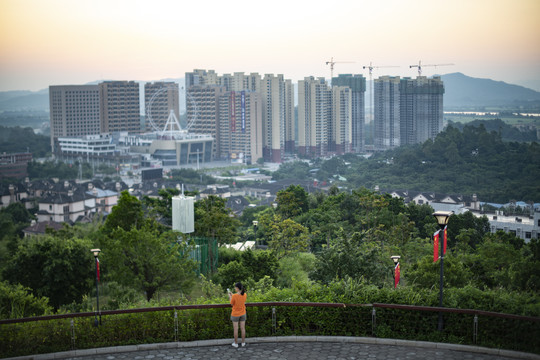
[{"left": 9, "top": 337, "right": 540, "bottom": 360}]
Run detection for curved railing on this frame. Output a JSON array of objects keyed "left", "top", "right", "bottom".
[{"left": 1, "top": 302, "right": 538, "bottom": 358}]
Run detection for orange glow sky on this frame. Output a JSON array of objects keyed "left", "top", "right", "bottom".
[{"left": 1, "top": 0, "right": 539, "bottom": 91}]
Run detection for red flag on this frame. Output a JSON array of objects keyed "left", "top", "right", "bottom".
[
  {"left": 433, "top": 230, "right": 440, "bottom": 262},
  {"left": 96, "top": 258, "right": 100, "bottom": 282},
  {"left": 443, "top": 225, "right": 448, "bottom": 255},
  {"left": 394, "top": 263, "right": 400, "bottom": 288}
]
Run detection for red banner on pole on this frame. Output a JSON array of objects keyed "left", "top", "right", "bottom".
[
  {"left": 96, "top": 258, "right": 100, "bottom": 282},
  {"left": 394, "top": 263, "right": 400, "bottom": 288},
  {"left": 443, "top": 225, "right": 448, "bottom": 255},
  {"left": 433, "top": 230, "right": 440, "bottom": 262}
]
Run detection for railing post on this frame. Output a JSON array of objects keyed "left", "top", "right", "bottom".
[
  {"left": 473, "top": 314, "right": 478, "bottom": 344},
  {"left": 272, "top": 307, "right": 276, "bottom": 335},
  {"left": 174, "top": 310, "right": 179, "bottom": 342},
  {"left": 371, "top": 308, "right": 376, "bottom": 337},
  {"left": 70, "top": 319, "right": 75, "bottom": 350}
]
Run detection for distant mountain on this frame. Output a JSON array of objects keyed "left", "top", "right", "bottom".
[
  {"left": 0, "top": 89, "right": 49, "bottom": 111},
  {"left": 441, "top": 72, "right": 540, "bottom": 108},
  {"left": 2, "top": 74, "right": 539, "bottom": 112}
]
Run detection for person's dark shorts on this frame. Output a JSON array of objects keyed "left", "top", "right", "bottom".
[{"left": 231, "top": 314, "right": 246, "bottom": 322}]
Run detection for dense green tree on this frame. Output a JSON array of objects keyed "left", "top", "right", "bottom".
[
  {"left": 194, "top": 195, "right": 240, "bottom": 244},
  {"left": 215, "top": 249, "right": 278, "bottom": 290},
  {"left": 170, "top": 168, "right": 215, "bottom": 185},
  {"left": 447, "top": 212, "right": 490, "bottom": 249},
  {"left": 275, "top": 184, "right": 309, "bottom": 219},
  {"left": 240, "top": 249, "right": 278, "bottom": 281},
  {"left": 265, "top": 215, "right": 310, "bottom": 258},
  {"left": 340, "top": 123, "right": 540, "bottom": 202},
  {"left": 0, "top": 281, "right": 52, "bottom": 319},
  {"left": 272, "top": 161, "right": 311, "bottom": 180},
  {"left": 406, "top": 254, "right": 474, "bottom": 290},
  {"left": 0, "top": 126, "right": 50, "bottom": 158},
  {"left": 238, "top": 205, "right": 267, "bottom": 228},
  {"left": 215, "top": 260, "right": 250, "bottom": 290},
  {"left": 405, "top": 202, "right": 436, "bottom": 239},
  {"left": 102, "top": 190, "right": 144, "bottom": 234},
  {"left": 102, "top": 221, "right": 196, "bottom": 301},
  {"left": 311, "top": 231, "right": 388, "bottom": 286},
  {"left": 2, "top": 236, "right": 94, "bottom": 310}
]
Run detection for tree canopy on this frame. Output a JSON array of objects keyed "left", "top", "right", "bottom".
[{"left": 2, "top": 236, "right": 94, "bottom": 309}]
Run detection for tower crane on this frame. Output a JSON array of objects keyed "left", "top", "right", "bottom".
[
  {"left": 410, "top": 61, "right": 454, "bottom": 76},
  {"left": 325, "top": 57, "right": 355, "bottom": 82},
  {"left": 362, "top": 62, "right": 399, "bottom": 146}
]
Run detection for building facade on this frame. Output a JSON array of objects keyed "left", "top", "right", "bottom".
[
  {"left": 125, "top": 132, "right": 214, "bottom": 167},
  {"left": 400, "top": 76, "right": 444, "bottom": 145},
  {"left": 218, "top": 90, "right": 263, "bottom": 164},
  {"left": 0, "top": 152, "right": 32, "bottom": 179},
  {"left": 186, "top": 85, "right": 226, "bottom": 158},
  {"left": 261, "top": 74, "right": 295, "bottom": 162},
  {"left": 331, "top": 86, "right": 353, "bottom": 155},
  {"left": 99, "top": 81, "right": 141, "bottom": 134},
  {"left": 374, "top": 76, "right": 401, "bottom": 150},
  {"left": 55, "top": 134, "right": 117, "bottom": 161},
  {"left": 49, "top": 85, "right": 101, "bottom": 153},
  {"left": 185, "top": 70, "right": 294, "bottom": 163},
  {"left": 145, "top": 82, "right": 180, "bottom": 132},
  {"left": 298, "top": 77, "right": 332, "bottom": 157},
  {"left": 331, "top": 74, "right": 366, "bottom": 153},
  {"left": 185, "top": 69, "right": 219, "bottom": 88}
]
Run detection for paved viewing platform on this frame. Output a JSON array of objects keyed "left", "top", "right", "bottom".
[{"left": 7, "top": 337, "right": 539, "bottom": 360}]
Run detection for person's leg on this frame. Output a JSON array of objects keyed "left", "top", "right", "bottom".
[
  {"left": 232, "top": 321, "right": 239, "bottom": 344},
  {"left": 240, "top": 320, "right": 246, "bottom": 344}
]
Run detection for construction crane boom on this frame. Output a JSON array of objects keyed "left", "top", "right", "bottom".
[
  {"left": 410, "top": 61, "right": 454, "bottom": 76},
  {"left": 326, "top": 57, "right": 355, "bottom": 81},
  {"left": 362, "top": 62, "right": 399, "bottom": 76}
]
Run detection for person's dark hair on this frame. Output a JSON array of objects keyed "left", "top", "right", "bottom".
[{"left": 235, "top": 282, "right": 245, "bottom": 295}]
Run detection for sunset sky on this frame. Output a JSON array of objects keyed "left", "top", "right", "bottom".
[{"left": 1, "top": 0, "right": 539, "bottom": 92}]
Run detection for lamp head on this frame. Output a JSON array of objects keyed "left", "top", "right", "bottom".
[
  {"left": 390, "top": 255, "right": 400, "bottom": 264},
  {"left": 432, "top": 211, "right": 453, "bottom": 228},
  {"left": 252, "top": 220, "right": 258, "bottom": 227},
  {"left": 90, "top": 248, "right": 101, "bottom": 257}
]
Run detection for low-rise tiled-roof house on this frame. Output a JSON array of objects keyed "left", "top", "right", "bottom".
[{"left": 37, "top": 190, "right": 96, "bottom": 223}]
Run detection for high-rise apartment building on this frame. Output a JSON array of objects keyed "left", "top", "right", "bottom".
[
  {"left": 185, "top": 69, "right": 293, "bottom": 163},
  {"left": 400, "top": 76, "right": 444, "bottom": 145},
  {"left": 261, "top": 74, "right": 295, "bottom": 162},
  {"left": 374, "top": 76, "right": 401, "bottom": 150},
  {"left": 331, "top": 86, "right": 353, "bottom": 154},
  {"left": 186, "top": 85, "right": 226, "bottom": 158},
  {"left": 331, "top": 74, "right": 366, "bottom": 152},
  {"left": 49, "top": 85, "right": 101, "bottom": 153},
  {"left": 218, "top": 91, "right": 263, "bottom": 163},
  {"left": 185, "top": 69, "right": 219, "bottom": 88},
  {"left": 298, "top": 77, "right": 332, "bottom": 157},
  {"left": 144, "top": 82, "right": 180, "bottom": 132},
  {"left": 99, "top": 81, "right": 141, "bottom": 134}
]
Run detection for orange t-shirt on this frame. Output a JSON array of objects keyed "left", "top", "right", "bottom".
[{"left": 230, "top": 293, "right": 247, "bottom": 317}]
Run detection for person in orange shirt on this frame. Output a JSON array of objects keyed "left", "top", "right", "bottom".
[{"left": 228, "top": 282, "right": 247, "bottom": 348}]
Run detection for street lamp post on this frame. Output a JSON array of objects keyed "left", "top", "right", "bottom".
[
  {"left": 432, "top": 211, "right": 452, "bottom": 331},
  {"left": 90, "top": 248, "right": 101, "bottom": 326},
  {"left": 252, "top": 220, "right": 258, "bottom": 247},
  {"left": 390, "top": 255, "right": 400, "bottom": 288}
]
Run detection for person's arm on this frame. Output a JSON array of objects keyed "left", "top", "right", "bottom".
[{"left": 228, "top": 290, "right": 233, "bottom": 303}]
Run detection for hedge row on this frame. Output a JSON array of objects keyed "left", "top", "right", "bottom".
[{"left": 1, "top": 304, "right": 538, "bottom": 358}]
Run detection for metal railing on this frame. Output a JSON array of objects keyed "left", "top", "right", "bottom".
[{"left": 1, "top": 302, "right": 538, "bottom": 358}]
